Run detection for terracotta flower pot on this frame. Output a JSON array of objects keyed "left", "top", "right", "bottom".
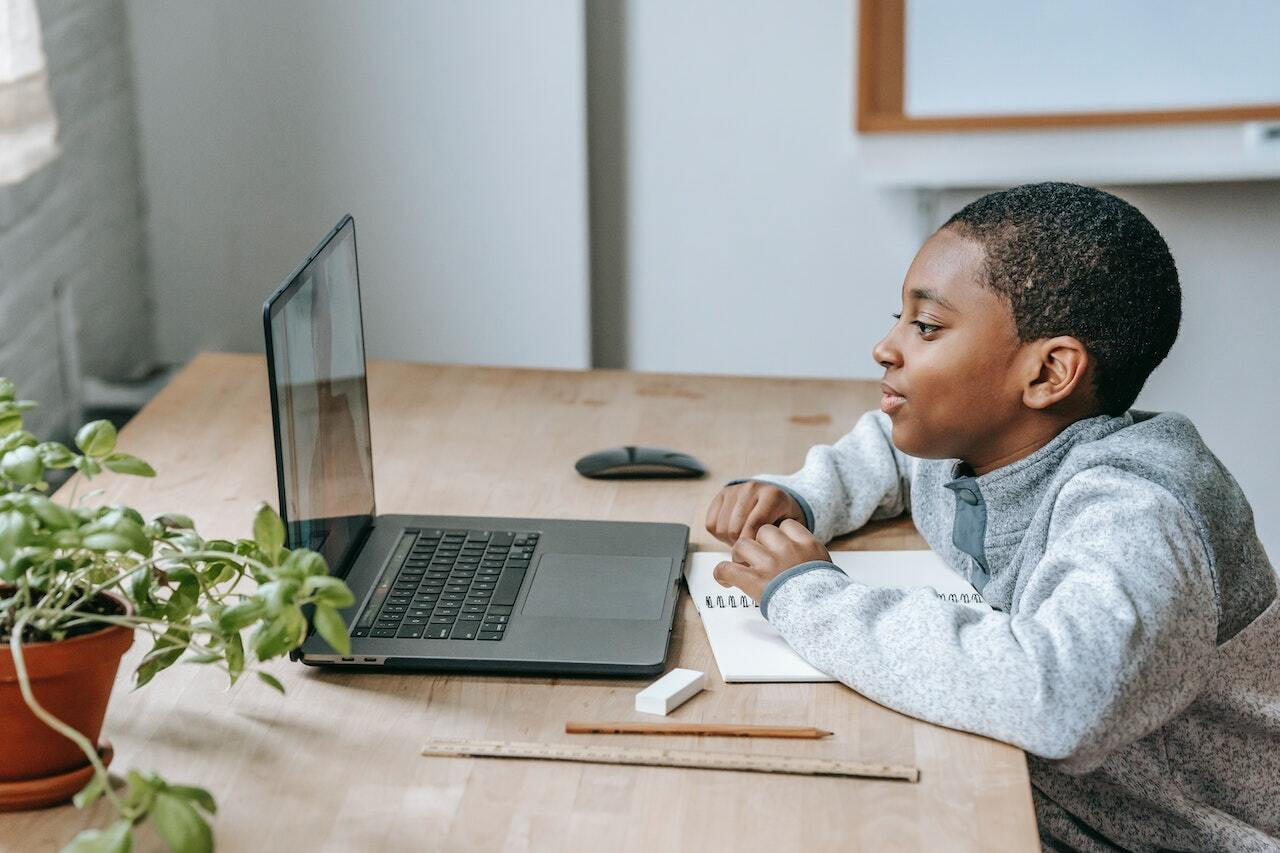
[{"left": 0, "top": 592, "right": 133, "bottom": 806}]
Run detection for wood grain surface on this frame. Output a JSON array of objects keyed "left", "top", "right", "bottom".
[{"left": 5, "top": 353, "right": 1037, "bottom": 851}]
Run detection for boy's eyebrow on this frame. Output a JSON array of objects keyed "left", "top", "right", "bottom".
[{"left": 909, "top": 287, "right": 958, "bottom": 312}]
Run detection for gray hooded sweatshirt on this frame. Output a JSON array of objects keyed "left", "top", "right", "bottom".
[{"left": 749, "top": 410, "right": 1279, "bottom": 851}]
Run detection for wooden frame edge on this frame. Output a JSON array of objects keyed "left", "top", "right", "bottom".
[{"left": 854, "top": 0, "right": 1280, "bottom": 134}]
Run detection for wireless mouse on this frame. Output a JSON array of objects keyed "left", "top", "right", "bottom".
[{"left": 575, "top": 446, "right": 707, "bottom": 479}]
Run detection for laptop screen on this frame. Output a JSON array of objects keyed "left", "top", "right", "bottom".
[{"left": 264, "top": 217, "right": 376, "bottom": 574}]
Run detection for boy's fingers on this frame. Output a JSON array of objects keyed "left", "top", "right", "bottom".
[
  {"left": 740, "top": 502, "right": 775, "bottom": 541},
  {"left": 754, "top": 522, "right": 789, "bottom": 550},
  {"left": 713, "top": 560, "right": 749, "bottom": 589},
  {"left": 704, "top": 491, "right": 725, "bottom": 534},
  {"left": 726, "top": 494, "right": 757, "bottom": 542},
  {"left": 779, "top": 518, "right": 813, "bottom": 543},
  {"left": 730, "top": 535, "right": 768, "bottom": 567}
]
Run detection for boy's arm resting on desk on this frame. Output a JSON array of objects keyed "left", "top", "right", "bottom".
[
  {"left": 743, "top": 410, "right": 913, "bottom": 543},
  {"left": 761, "top": 465, "right": 1217, "bottom": 773}
]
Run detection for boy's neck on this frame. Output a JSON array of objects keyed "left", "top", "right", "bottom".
[{"left": 965, "top": 408, "right": 1108, "bottom": 477}]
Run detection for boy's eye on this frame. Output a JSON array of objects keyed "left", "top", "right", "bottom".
[{"left": 890, "top": 312, "right": 940, "bottom": 337}]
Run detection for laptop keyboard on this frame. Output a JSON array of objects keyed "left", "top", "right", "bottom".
[{"left": 351, "top": 528, "right": 539, "bottom": 641}]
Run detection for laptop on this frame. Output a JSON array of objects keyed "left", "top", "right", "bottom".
[{"left": 264, "top": 215, "right": 688, "bottom": 675}]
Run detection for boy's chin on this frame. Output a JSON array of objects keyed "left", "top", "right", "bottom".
[{"left": 888, "top": 421, "right": 953, "bottom": 460}]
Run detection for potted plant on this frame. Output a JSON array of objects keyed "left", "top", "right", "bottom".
[{"left": 0, "top": 377, "right": 355, "bottom": 852}]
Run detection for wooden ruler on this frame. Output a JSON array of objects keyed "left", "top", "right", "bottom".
[{"left": 422, "top": 738, "right": 919, "bottom": 782}]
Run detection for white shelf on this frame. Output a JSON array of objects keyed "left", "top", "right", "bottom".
[{"left": 854, "top": 121, "right": 1280, "bottom": 189}]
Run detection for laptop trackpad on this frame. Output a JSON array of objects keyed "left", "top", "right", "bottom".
[{"left": 520, "top": 554, "right": 671, "bottom": 621}]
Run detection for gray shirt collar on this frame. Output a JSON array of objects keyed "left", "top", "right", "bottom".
[{"left": 942, "top": 413, "right": 1133, "bottom": 587}]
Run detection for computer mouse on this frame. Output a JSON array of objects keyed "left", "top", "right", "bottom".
[{"left": 575, "top": 446, "right": 707, "bottom": 479}]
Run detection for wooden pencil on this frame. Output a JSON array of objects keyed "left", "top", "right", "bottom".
[{"left": 565, "top": 721, "right": 833, "bottom": 739}]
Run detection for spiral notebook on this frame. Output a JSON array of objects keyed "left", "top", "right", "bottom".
[{"left": 685, "top": 550, "right": 989, "bottom": 683}]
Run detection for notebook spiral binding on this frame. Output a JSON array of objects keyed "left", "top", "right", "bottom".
[
  {"left": 706, "top": 594, "right": 759, "bottom": 609},
  {"left": 703, "top": 590, "right": 984, "bottom": 609}
]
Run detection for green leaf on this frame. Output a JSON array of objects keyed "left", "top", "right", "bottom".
[
  {"left": 156, "top": 513, "right": 195, "bottom": 530},
  {"left": 26, "top": 495, "right": 78, "bottom": 531},
  {"left": 1, "top": 445, "right": 43, "bottom": 484},
  {"left": 81, "top": 513, "right": 151, "bottom": 557},
  {"left": 257, "top": 671, "right": 286, "bottom": 694},
  {"left": 61, "top": 819, "right": 133, "bottom": 853},
  {"left": 312, "top": 603, "right": 351, "bottom": 655},
  {"left": 217, "top": 599, "right": 266, "bottom": 632},
  {"left": 75, "top": 420, "right": 118, "bottom": 457},
  {"left": 303, "top": 574, "right": 355, "bottom": 608},
  {"left": 257, "top": 579, "right": 301, "bottom": 615},
  {"left": 0, "top": 510, "right": 32, "bottom": 561},
  {"left": 252, "top": 503, "right": 285, "bottom": 563},
  {"left": 149, "top": 790, "right": 213, "bottom": 853},
  {"left": 226, "top": 632, "right": 245, "bottom": 684},
  {"left": 251, "top": 609, "right": 306, "bottom": 661},
  {"left": 0, "top": 378, "right": 14, "bottom": 402},
  {"left": 167, "top": 784, "right": 217, "bottom": 815},
  {"left": 130, "top": 564, "right": 155, "bottom": 607},
  {"left": 280, "top": 548, "right": 327, "bottom": 581},
  {"left": 71, "top": 770, "right": 108, "bottom": 809},
  {"left": 134, "top": 631, "right": 188, "bottom": 688},
  {"left": 0, "top": 412, "right": 21, "bottom": 437},
  {"left": 164, "top": 574, "right": 199, "bottom": 620},
  {"left": 102, "top": 453, "right": 156, "bottom": 478},
  {"left": 80, "top": 532, "right": 133, "bottom": 552},
  {"left": 0, "top": 429, "right": 36, "bottom": 453},
  {"left": 35, "top": 440, "right": 77, "bottom": 468}
]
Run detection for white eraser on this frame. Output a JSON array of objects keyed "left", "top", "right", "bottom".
[{"left": 635, "top": 668, "right": 706, "bottom": 716}]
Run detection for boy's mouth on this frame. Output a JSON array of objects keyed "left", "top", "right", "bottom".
[{"left": 880, "top": 382, "right": 906, "bottom": 415}]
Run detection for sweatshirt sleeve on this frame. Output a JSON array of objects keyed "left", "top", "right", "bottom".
[
  {"left": 760, "top": 465, "right": 1218, "bottom": 774},
  {"left": 747, "top": 410, "right": 914, "bottom": 543}
]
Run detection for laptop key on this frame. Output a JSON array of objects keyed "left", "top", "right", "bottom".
[
  {"left": 426, "top": 626, "right": 450, "bottom": 639},
  {"left": 477, "top": 631, "right": 504, "bottom": 640},
  {"left": 491, "top": 567, "right": 527, "bottom": 606},
  {"left": 463, "top": 604, "right": 488, "bottom": 614},
  {"left": 371, "top": 629, "right": 396, "bottom": 638},
  {"left": 487, "top": 605, "right": 513, "bottom": 615},
  {"left": 397, "top": 626, "right": 425, "bottom": 638},
  {"left": 450, "top": 625, "right": 479, "bottom": 640},
  {"left": 430, "top": 616, "right": 457, "bottom": 625}
]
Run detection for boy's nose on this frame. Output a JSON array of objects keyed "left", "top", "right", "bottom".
[{"left": 872, "top": 332, "right": 901, "bottom": 369}]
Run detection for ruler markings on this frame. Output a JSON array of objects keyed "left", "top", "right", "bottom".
[{"left": 422, "top": 738, "right": 918, "bottom": 783}]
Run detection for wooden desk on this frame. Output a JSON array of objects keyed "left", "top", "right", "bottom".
[{"left": 8, "top": 353, "right": 1037, "bottom": 851}]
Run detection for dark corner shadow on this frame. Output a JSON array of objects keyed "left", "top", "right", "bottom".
[{"left": 586, "top": 0, "right": 630, "bottom": 369}]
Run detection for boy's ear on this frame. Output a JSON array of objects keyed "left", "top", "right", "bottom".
[{"left": 1020, "top": 336, "right": 1092, "bottom": 411}]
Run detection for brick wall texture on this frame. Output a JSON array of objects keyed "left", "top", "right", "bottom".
[{"left": 0, "top": 0, "right": 153, "bottom": 441}]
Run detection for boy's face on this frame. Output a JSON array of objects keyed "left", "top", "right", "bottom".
[{"left": 872, "top": 229, "right": 1027, "bottom": 464}]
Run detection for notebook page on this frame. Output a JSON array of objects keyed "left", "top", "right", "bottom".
[{"left": 685, "top": 550, "right": 988, "bottom": 683}]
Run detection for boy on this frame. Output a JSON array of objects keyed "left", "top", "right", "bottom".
[{"left": 708, "top": 183, "right": 1279, "bottom": 851}]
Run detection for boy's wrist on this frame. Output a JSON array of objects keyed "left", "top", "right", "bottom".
[{"left": 759, "top": 559, "right": 844, "bottom": 620}]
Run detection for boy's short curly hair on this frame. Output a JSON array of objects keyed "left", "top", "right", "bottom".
[{"left": 941, "top": 182, "right": 1180, "bottom": 416}]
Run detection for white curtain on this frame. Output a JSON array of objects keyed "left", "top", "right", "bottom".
[{"left": 0, "top": 0, "right": 58, "bottom": 185}]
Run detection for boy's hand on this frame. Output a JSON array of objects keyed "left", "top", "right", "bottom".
[
  {"left": 713, "top": 519, "right": 831, "bottom": 603},
  {"left": 705, "top": 481, "right": 806, "bottom": 545}
]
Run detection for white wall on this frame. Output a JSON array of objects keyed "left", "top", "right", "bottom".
[
  {"left": 125, "top": 0, "right": 590, "bottom": 369},
  {"left": 622, "top": 0, "right": 923, "bottom": 378},
  {"left": 617, "top": 1, "right": 1279, "bottom": 557}
]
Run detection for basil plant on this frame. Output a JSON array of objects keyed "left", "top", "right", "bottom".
[{"left": 0, "top": 378, "right": 354, "bottom": 852}]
